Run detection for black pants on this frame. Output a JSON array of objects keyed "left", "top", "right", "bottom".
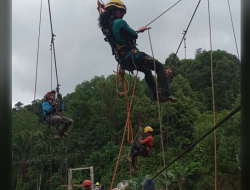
[
  {"left": 134, "top": 52, "right": 170, "bottom": 97},
  {"left": 130, "top": 144, "right": 149, "bottom": 167}
]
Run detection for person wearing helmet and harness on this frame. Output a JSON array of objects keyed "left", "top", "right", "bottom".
[
  {"left": 125, "top": 126, "right": 154, "bottom": 174},
  {"left": 98, "top": 0, "right": 177, "bottom": 103},
  {"left": 42, "top": 90, "right": 73, "bottom": 139},
  {"left": 95, "top": 182, "right": 101, "bottom": 190},
  {"left": 83, "top": 180, "right": 92, "bottom": 190}
]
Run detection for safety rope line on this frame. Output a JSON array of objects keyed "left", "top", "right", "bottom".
[
  {"left": 227, "top": 0, "right": 240, "bottom": 60},
  {"left": 50, "top": 44, "right": 53, "bottom": 91},
  {"left": 175, "top": 0, "right": 202, "bottom": 57},
  {"left": 30, "top": 0, "right": 43, "bottom": 188},
  {"left": 147, "top": 29, "right": 168, "bottom": 190},
  {"left": 145, "top": 0, "right": 182, "bottom": 27},
  {"left": 150, "top": 105, "right": 241, "bottom": 182},
  {"left": 48, "top": 0, "right": 59, "bottom": 87},
  {"left": 34, "top": 0, "right": 43, "bottom": 101},
  {"left": 110, "top": 70, "right": 138, "bottom": 190},
  {"left": 207, "top": 0, "right": 217, "bottom": 189}
]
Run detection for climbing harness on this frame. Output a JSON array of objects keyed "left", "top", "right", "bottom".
[
  {"left": 97, "top": 1, "right": 137, "bottom": 62},
  {"left": 101, "top": 19, "right": 137, "bottom": 62}
]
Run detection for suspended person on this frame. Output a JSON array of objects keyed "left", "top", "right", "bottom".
[
  {"left": 42, "top": 90, "right": 73, "bottom": 139},
  {"left": 98, "top": 0, "right": 177, "bottom": 103},
  {"left": 83, "top": 180, "right": 92, "bottom": 190},
  {"left": 125, "top": 126, "right": 154, "bottom": 174}
]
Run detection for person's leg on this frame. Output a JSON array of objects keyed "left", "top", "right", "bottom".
[
  {"left": 61, "top": 116, "right": 73, "bottom": 132},
  {"left": 47, "top": 115, "right": 62, "bottom": 139},
  {"left": 139, "top": 52, "right": 177, "bottom": 102},
  {"left": 140, "top": 52, "right": 170, "bottom": 96},
  {"left": 129, "top": 144, "right": 141, "bottom": 168},
  {"left": 134, "top": 53, "right": 157, "bottom": 98}
]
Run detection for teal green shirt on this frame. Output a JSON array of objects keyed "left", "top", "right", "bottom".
[{"left": 111, "top": 19, "right": 140, "bottom": 68}]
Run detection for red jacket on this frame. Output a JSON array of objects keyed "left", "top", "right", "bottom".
[{"left": 141, "top": 135, "right": 153, "bottom": 155}]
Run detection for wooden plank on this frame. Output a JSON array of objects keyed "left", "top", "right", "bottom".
[{"left": 70, "top": 167, "right": 90, "bottom": 171}]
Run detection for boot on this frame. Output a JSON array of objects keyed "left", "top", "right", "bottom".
[
  {"left": 152, "top": 92, "right": 177, "bottom": 103},
  {"left": 158, "top": 94, "right": 177, "bottom": 103}
]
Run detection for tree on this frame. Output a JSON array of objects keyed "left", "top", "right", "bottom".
[
  {"left": 14, "top": 101, "right": 24, "bottom": 111},
  {"left": 12, "top": 135, "right": 31, "bottom": 180}
]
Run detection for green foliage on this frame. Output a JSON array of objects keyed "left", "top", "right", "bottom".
[{"left": 12, "top": 49, "right": 240, "bottom": 190}]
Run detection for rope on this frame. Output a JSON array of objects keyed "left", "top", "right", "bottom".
[
  {"left": 123, "top": 78, "right": 133, "bottom": 144},
  {"left": 145, "top": 0, "right": 182, "bottom": 27},
  {"left": 175, "top": 0, "right": 202, "bottom": 57},
  {"left": 30, "top": 0, "right": 43, "bottom": 187},
  {"left": 150, "top": 105, "right": 241, "bottom": 182},
  {"left": 114, "top": 66, "right": 133, "bottom": 143},
  {"left": 34, "top": 0, "right": 43, "bottom": 101},
  {"left": 227, "top": 0, "right": 240, "bottom": 60},
  {"left": 110, "top": 70, "right": 138, "bottom": 190},
  {"left": 50, "top": 44, "right": 53, "bottom": 91},
  {"left": 147, "top": 29, "right": 168, "bottom": 190},
  {"left": 207, "top": 0, "right": 217, "bottom": 189},
  {"left": 48, "top": 0, "right": 59, "bottom": 87},
  {"left": 114, "top": 65, "right": 130, "bottom": 96}
]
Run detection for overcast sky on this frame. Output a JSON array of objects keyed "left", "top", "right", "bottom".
[{"left": 12, "top": 0, "right": 241, "bottom": 107}]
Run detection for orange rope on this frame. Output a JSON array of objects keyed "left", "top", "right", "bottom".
[
  {"left": 122, "top": 77, "right": 133, "bottom": 144},
  {"left": 110, "top": 70, "right": 138, "bottom": 190}
]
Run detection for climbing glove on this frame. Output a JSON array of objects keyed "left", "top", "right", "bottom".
[
  {"left": 142, "top": 178, "right": 156, "bottom": 190},
  {"left": 137, "top": 26, "right": 147, "bottom": 33}
]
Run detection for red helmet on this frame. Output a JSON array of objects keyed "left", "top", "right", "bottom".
[
  {"left": 45, "top": 90, "right": 56, "bottom": 100},
  {"left": 83, "top": 180, "right": 92, "bottom": 187}
]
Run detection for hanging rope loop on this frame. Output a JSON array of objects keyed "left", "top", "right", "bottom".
[{"left": 110, "top": 70, "right": 138, "bottom": 190}]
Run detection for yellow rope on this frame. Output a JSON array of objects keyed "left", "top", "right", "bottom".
[
  {"left": 147, "top": 29, "right": 168, "bottom": 190},
  {"left": 207, "top": 0, "right": 217, "bottom": 189}
]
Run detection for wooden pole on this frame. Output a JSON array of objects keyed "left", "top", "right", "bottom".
[
  {"left": 90, "top": 166, "right": 94, "bottom": 190},
  {"left": 68, "top": 169, "right": 73, "bottom": 190}
]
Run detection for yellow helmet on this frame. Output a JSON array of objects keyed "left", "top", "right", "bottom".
[
  {"left": 105, "top": 0, "right": 127, "bottom": 14},
  {"left": 144, "top": 126, "right": 153, "bottom": 133},
  {"left": 96, "top": 182, "right": 100, "bottom": 186}
]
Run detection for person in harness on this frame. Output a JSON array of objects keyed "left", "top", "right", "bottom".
[
  {"left": 94, "top": 182, "right": 102, "bottom": 190},
  {"left": 42, "top": 90, "right": 73, "bottom": 139},
  {"left": 83, "top": 180, "right": 92, "bottom": 190},
  {"left": 98, "top": 0, "right": 177, "bottom": 103},
  {"left": 125, "top": 126, "right": 154, "bottom": 175}
]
